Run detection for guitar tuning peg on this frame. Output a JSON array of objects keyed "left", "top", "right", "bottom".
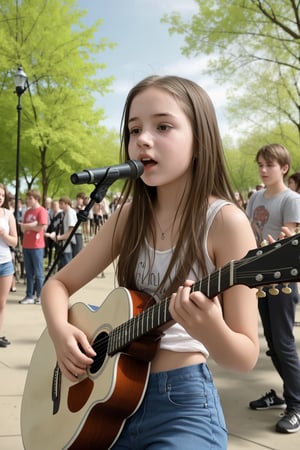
[
  {"left": 260, "top": 239, "right": 268, "bottom": 247},
  {"left": 282, "top": 283, "right": 292, "bottom": 294},
  {"left": 269, "top": 284, "right": 279, "bottom": 296},
  {"left": 256, "top": 287, "right": 266, "bottom": 298}
]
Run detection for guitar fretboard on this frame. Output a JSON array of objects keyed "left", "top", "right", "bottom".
[
  {"left": 106, "top": 232, "right": 300, "bottom": 356},
  {"left": 107, "top": 260, "right": 234, "bottom": 354}
]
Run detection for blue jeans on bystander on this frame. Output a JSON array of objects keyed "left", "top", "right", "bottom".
[{"left": 23, "top": 248, "right": 44, "bottom": 298}]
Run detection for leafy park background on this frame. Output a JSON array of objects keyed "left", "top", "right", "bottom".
[{"left": 1, "top": 0, "right": 299, "bottom": 204}]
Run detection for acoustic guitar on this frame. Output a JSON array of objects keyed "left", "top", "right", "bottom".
[{"left": 21, "top": 233, "right": 300, "bottom": 449}]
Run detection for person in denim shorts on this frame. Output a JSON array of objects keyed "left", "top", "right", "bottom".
[{"left": 0, "top": 183, "right": 18, "bottom": 347}]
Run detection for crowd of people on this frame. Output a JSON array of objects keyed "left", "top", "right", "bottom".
[
  {"left": 1, "top": 74, "right": 300, "bottom": 448},
  {"left": 0, "top": 189, "right": 117, "bottom": 339}
]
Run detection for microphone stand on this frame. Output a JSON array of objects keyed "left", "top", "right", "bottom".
[{"left": 45, "top": 173, "right": 117, "bottom": 282}]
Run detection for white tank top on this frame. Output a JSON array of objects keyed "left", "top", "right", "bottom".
[
  {"left": 135, "top": 199, "right": 231, "bottom": 357},
  {"left": 0, "top": 208, "right": 13, "bottom": 264}
]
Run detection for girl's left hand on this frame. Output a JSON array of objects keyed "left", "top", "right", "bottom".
[{"left": 169, "top": 280, "right": 223, "bottom": 341}]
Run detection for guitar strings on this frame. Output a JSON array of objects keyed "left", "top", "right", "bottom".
[
  {"left": 88, "top": 266, "right": 235, "bottom": 365},
  {"left": 88, "top": 237, "right": 298, "bottom": 366},
  {"left": 89, "top": 260, "right": 245, "bottom": 363},
  {"left": 88, "top": 256, "right": 252, "bottom": 364},
  {"left": 90, "top": 299, "right": 172, "bottom": 362}
]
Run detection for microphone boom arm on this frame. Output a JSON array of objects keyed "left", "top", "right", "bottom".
[{"left": 44, "top": 172, "right": 119, "bottom": 281}]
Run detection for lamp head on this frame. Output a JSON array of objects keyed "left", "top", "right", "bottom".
[{"left": 14, "top": 65, "right": 27, "bottom": 96}]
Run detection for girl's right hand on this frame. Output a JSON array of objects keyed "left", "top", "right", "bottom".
[{"left": 52, "top": 323, "right": 96, "bottom": 382}]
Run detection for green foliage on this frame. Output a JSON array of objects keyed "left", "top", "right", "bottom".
[
  {"left": 0, "top": 0, "right": 119, "bottom": 204},
  {"left": 162, "top": 0, "right": 300, "bottom": 192}
]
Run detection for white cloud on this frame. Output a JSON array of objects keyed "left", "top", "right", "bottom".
[
  {"left": 110, "top": 79, "right": 133, "bottom": 95},
  {"left": 142, "top": 0, "right": 198, "bottom": 14},
  {"left": 122, "top": 56, "right": 229, "bottom": 110},
  {"left": 78, "top": 0, "right": 230, "bottom": 135},
  {"left": 159, "top": 57, "right": 207, "bottom": 77}
]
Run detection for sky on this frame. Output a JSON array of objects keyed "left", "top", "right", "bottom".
[{"left": 77, "top": 0, "right": 229, "bottom": 135}]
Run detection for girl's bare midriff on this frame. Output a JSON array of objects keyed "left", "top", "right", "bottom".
[{"left": 150, "top": 348, "right": 207, "bottom": 373}]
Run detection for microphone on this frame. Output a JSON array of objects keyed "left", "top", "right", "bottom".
[{"left": 70, "top": 160, "right": 144, "bottom": 185}]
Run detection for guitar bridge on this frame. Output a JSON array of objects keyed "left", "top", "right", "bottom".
[{"left": 52, "top": 362, "right": 62, "bottom": 415}]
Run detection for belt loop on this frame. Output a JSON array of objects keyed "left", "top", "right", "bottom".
[{"left": 158, "top": 371, "right": 168, "bottom": 393}]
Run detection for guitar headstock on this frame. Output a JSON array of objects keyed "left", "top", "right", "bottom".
[{"left": 235, "top": 233, "right": 300, "bottom": 291}]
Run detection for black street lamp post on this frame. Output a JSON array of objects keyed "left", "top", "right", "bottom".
[{"left": 13, "top": 65, "right": 27, "bottom": 222}]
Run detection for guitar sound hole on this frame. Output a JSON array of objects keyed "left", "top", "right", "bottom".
[{"left": 90, "top": 332, "right": 108, "bottom": 374}]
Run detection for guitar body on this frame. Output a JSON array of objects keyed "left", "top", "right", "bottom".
[
  {"left": 21, "top": 233, "right": 300, "bottom": 449},
  {"left": 21, "top": 287, "right": 157, "bottom": 450}
]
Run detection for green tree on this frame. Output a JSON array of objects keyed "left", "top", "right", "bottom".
[
  {"left": 0, "top": 0, "right": 118, "bottom": 204},
  {"left": 162, "top": 0, "right": 300, "bottom": 187}
]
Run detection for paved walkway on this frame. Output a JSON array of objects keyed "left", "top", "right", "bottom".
[{"left": 1, "top": 266, "right": 300, "bottom": 449}]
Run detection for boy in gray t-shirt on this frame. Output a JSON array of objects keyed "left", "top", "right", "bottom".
[
  {"left": 247, "top": 187, "right": 300, "bottom": 244},
  {"left": 246, "top": 143, "right": 300, "bottom": 433}
]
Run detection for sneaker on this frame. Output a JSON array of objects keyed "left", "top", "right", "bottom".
[
  {"left": 276, "top": 409, "right": 300, "bottom": 433},
  {"left": 0, "top": 338, "right": 8, "bottom": 348},
  {"left": 35, "top": 297, "right": 41, "bottom": 305},
  {"left": 249, "top": 389, "right": 286, "bottom": 410},
  {"left": 19, "top": 297, "right": 35, "bottom": 305},
  {"left": 0, "top": 336, "right": 11, "bottom": 345}
]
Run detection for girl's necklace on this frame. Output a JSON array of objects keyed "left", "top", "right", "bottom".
[{"left": 156, "top": 217, "right": 173, "bottom": 240}]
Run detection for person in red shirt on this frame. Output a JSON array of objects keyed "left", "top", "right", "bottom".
[{"left": 19, "top": 190, "right": 48, "bottom": 305}]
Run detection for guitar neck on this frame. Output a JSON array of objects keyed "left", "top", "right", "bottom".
[
  {"left": 108, "top": 232, "right": 300, "bottom": 355},
  {"left": 108, "top": 261, "right": 234, "bottom": 355},
  {"left": 191, "top": 261, "right": 234, "bottom": 298}
]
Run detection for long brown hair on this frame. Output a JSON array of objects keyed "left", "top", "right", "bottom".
[
  {"left": 116, "top": 75, "right": 237, "bottom": 297},
  {"left": 0, "top": 183, "right": 10, "bottom": 209}
]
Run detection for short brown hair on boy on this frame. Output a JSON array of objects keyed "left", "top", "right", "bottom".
[
  {"left": 26, "top": 189, "right": 41, "bottom": 202},
  {"left": 255, "top": 143, "right": 291, "bottom": 173},
  {"left": 59, "top": 196, "right": 72, "bottom": 206}
]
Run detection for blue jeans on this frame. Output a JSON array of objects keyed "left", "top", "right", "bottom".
[
  {"left": 112, "top": 363, "right": 227, "bottom": 450},
  {"left": 23, "top": 248, "right": 44, "bottom": 298},
  {"left": 259, "top": 283, "right": 300, "bottom": 410},
  {"left": 58, "top": 252, "right": 72, "bottom": 270}
]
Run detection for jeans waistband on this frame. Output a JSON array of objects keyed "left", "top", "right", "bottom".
[{"left": 148, "top": 363, "right": 212, "bottom": 393}]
